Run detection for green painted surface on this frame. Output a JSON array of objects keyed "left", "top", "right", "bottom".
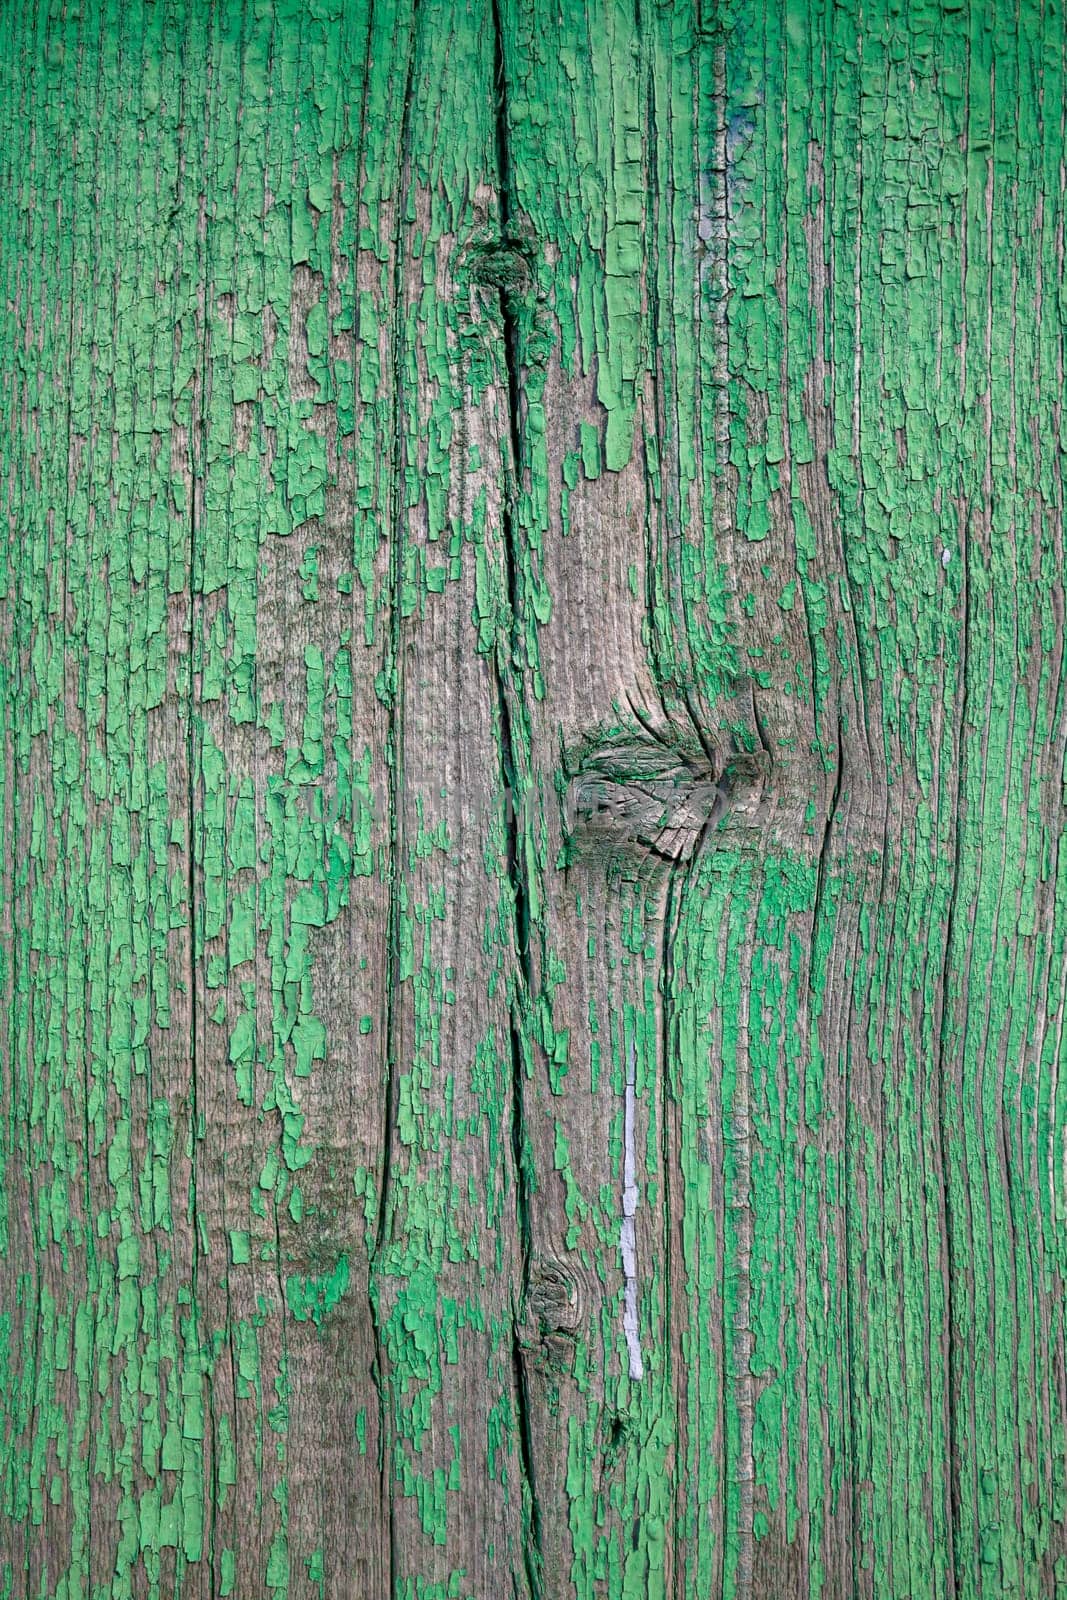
[{"left": 1, "top": 1, "right": 1065, "bottom": 1596}]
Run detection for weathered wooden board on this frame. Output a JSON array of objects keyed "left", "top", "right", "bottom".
[{"left": 1, "top": 2, "right": 1065, "bottom": 1596}]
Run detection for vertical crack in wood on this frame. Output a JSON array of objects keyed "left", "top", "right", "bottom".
[
  {"left": 844, "top": 45, "right": 866, "bottom": 1589},
  {"left": 708, "top": 27, "right": 755, "bottom": 1598},
  {"left": 188, "top": 171, "right": 208, "bottom": 1351},
  {"left": 810, "top": 735, "right": 844, "bottom": 949},
  {"left": 932, "top": 57, "right": 990, "bottom": 1597},
  {"left": 371, "top": 21, "right": 415, "bottom": 1259},
  {"left": 367, "top": 13, "right": 422, "bottom": 1593},
  {"left": 490, "top": 2, "right": 543, "bottom": 1593},
  {"left": 705, "top": 32, "right": 731, "bottom": 495}
]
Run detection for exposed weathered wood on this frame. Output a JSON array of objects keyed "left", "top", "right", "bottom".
[{"left": 2, "top": 3, "right": 1066, "bottom": 1598}]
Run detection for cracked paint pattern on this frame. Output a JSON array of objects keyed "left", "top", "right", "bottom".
[{"left": 1, "top": 2, "right": 1066, "bottom": 1598}]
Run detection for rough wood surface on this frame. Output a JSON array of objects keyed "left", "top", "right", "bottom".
[{"left": 2, "top": 2, "right": 1066, "bottom": 1597}]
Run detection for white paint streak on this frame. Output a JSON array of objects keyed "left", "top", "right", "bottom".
[{"left": 621, "top": 1033, "right": 644, "bottom": 1381}]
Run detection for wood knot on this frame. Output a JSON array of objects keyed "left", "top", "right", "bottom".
[
  {"left": 522, "top": 1260, "right": 582, "bottom": 1372},
  {"left": 459, "top": 224, "right": 537, "bottom": 305},
  {"left": 562, "top": 730, "right": 727, "bottom": 868},
  {"left": 466, "top": 240, "right": 533, "bottom": 296}
]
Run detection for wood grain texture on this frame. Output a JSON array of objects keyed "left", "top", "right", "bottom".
[{"left": 1, "top": 2, "right": 1065, "bottom": 1597}]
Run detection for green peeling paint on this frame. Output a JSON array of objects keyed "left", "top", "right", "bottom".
[
  {"left": 1, "top": 1, "right": 1065, "bottom": 1597},
  {"left": 285, "top": 1256, "right": 351, "bottom": 1329}
]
